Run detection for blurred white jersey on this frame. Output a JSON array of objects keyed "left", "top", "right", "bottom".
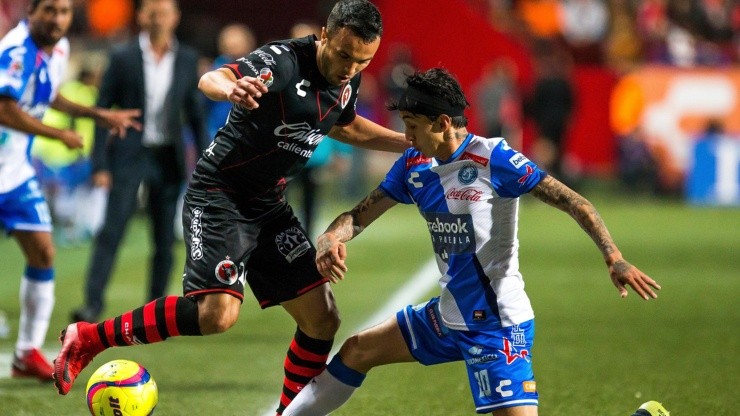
[
  {"left": 0, "top": 20, "right": 69, "bottom": 193},
  {"left": 379, "top": 134, "right": 546, "bottom": 330}
]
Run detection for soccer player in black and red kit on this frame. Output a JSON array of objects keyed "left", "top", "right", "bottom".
[{"left": 53, "top": 1, "right": 409, "bottom": 414}]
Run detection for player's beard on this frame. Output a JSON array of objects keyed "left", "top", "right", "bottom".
[{"left": 31, "top": 25, "right": 65, "bottom": 48}]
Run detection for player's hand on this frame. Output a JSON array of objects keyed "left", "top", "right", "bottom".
[
  {"left": 59, "top": 129, "right": 84, "bottom": 149},
  {"left": 609, "top": 259, "right": 661, "bottom": 300},
  {"left": 315, "top": 233, "right": 348, "bottom": 283},
  {"left": 97, "top": 108, "right": 142, "bottom": 138},
  {"left": 228, "top": 76, "right": 269, "bottom": 110}
]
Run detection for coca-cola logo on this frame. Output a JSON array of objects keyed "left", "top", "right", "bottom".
[
  {"left": 446, "top": 187, "right": 483, "bottom": 202},
  {"left": 273, "top": 122, "right": 324, "bottom": 146}
]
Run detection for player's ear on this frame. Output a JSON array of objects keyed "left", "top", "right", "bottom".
[
  {"left": 433, "top": 114, "right": 451, "bottom": 132},
  {"left": 320, "top": 27, "right": 328, "bottom": 44}
]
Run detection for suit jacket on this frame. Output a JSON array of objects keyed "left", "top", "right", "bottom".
[{"left": 91, "top": 37, "right": 209, "bottom": 180}]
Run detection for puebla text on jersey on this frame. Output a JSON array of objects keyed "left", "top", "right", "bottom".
[
  {"left": 379, "top": 135, "right": 547, "bottom": 331},
  {"left": 0, "top": 20, "right": 68, "bottom": 194},
  {"left": 191, "top": 35, "right": 359, "bottom": 221}
]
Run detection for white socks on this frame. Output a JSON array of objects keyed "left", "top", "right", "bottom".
[
  {"left": 16, "top": 276, "right": 55, "bottom": 354},
  {"left": 283, "top": 356, "right": 366, "bottom": 416}
]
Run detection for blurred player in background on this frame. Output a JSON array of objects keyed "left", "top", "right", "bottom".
[
  {"left": 283, "top": 68, "right": 661, "bottom": 416},
  {"left": 53, "top": 1, "right": 409, "bottom": 414},
  {"left": 0, "top": 0, "right": 139, "bottom": 382},
  {"left": 205, "top": 22, "right": 256, "bottom": 138},
  {"left": 70, "top": 0, "right": 209, "bottom": 324}
]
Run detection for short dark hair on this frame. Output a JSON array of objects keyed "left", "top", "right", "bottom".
[
  {"left": 387, "top": 68, "right": 470, "bottom": 127},
  {"left": 326, "top": 0, "right": 382, "bottom": 43}
]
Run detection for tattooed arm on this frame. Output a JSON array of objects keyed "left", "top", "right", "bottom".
[
  {"left": 316, "top": 188, "right": 398, "bottom": 282},
  {"left": 530, "top": 176, "right": 661, "bottom": 300}
]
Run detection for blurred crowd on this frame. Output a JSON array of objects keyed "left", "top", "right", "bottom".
[{"left": 467, "top": 0, "right": 739, "bottom": 71}]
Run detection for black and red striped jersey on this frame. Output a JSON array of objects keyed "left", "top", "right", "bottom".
[{"left": 190, "top": 35, "right": 361, "bottom": 221}]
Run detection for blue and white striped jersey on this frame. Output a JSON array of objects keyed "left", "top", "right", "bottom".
[
  {"left": 379, "top": 134, "right": 546, "bottom": 330},
  {"left": 0, "top": 20, "right": 69, "bottom": 193}
]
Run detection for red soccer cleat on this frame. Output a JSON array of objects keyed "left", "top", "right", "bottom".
[
  {"left": 11, "top": 348, "right": 54, "bottom": 382},
  {"left": 53, "top": 322, "right": 101, "bottom": 395}
]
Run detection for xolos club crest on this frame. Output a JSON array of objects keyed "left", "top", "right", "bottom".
[{"left": 214, "top": 256, "right": 243, "bottom": 285}]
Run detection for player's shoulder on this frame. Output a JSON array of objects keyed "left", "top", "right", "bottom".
[
  {"left": 400, "top": 148, "right": 433, "bottom": 171},
  {"left": 257, "top": 37, "right": 302, "bottom": 64},
  {"left": 0, "top": 21, "right": 32, "bottom": 55}
]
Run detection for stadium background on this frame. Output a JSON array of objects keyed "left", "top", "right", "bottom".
[{"left": 0, "top": 0, "right": 738, "bottom": 415}]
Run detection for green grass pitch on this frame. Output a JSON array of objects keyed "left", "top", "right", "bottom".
[{"left": 0, "top": 188, "right": 737, "bottom": 415}]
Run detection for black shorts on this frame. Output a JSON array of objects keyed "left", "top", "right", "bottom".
[{"left": 181, "top": 189, "right": 328, "bottom": 308}]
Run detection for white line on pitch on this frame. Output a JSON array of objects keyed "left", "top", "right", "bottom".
[{"left": 258, "top": 258, "right": 439, "bottom": 416}]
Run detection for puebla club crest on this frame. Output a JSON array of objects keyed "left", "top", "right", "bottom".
[{"left": 458, "top": 165, "right": 478, "bottom": 185}]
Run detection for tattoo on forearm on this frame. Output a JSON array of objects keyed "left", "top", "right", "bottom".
[
  {"left": 532, "top": 177, "right": 615, "bottom": 257},
  {"left": 325, "top": 189, "right": 386, "bottom": 242}
]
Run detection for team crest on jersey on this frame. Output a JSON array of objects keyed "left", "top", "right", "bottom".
[
  {"left": 275, "top": 226, "right": 311, "bottom": 263},
  {"left": 258, "top": 67, "right": 274, "bottom": 88},
  {"left": 340, "top": 83, "right": 352, "bottom": 109},
  {"left": 215, "top": 257, "right": 242, "bottom": 285},
  {"left": 458, "top": 165, "right": 478, "bottom": 185}
]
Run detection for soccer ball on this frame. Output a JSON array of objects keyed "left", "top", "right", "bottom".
[{"left": 86, "top": 359, "right": 158, "bottom": 416}]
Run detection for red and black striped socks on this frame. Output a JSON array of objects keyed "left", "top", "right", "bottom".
[
  {"left": 277, "top": 328, "right": 333, "bottom": 415},
  {"left": 80, "top": 296, "right": 201, "bottom": 351}
]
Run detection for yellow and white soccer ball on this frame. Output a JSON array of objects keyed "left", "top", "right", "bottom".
[{"left": 86, "top": 359, "right": 158, "bottom": 416}]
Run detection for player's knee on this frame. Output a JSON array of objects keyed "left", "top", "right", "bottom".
[
  {"left": 337, "top": 334, "right": 374, "bottom": 372},
  {"left": 31, "top": 244, "right": 55, "bottom": 268},
  {"left": 197, "top": 298, "right": 240, "bottom": 334},
  {"left": 299, "top": 308, "right": 340, "bottom": 339}
]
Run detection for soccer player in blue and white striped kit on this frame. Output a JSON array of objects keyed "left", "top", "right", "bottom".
[
  {"left": 0, "top": 0, "right": 139, "bottom": 382},
  {"left": 283, "top": 68, "right": 661, "bottom": 415}
]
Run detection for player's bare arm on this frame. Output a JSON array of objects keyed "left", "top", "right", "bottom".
[
  {"left": 51, "top": 94, "right": 142, "bottom": 138},
  {"left": 0, "top": 96, "right": 83, "bottom": 149},
  {"left": 530, "top": 175, "right": 661, "bottom": 300},
  {"left": 198, "top": 67, "right": 268, "bottom": 110},
  {"left": 317, "top": 188, "right": 397, "bottom": 282},
  {"left": 329, "top": 115, "right": 410, "bottom": 153}
]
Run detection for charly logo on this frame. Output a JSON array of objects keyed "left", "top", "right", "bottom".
[
  {"left": 275, "top": 226, "right": 311, "bottom": 263},
  {"left": 458, "top": 165, "right": 478, "bottom": 185},
  {"left": 214, "top": 257, "right": 242, "bottom": 285},
  {"left": 190, "top": 207, "right": 204, "bottom": 260}
]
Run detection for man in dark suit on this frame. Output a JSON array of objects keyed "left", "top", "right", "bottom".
[{"left": 71, "top": 0, "right": 209, "bottom": 323}]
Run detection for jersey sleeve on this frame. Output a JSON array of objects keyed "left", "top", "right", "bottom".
[
  {"left": 378, "top": 150, "right": 415, "bottom": 204},
  {"left": 0, "top": 44, "right": 32, "bottom": 100},
  {"left": 489, "top": 139, "right": 546, "bottom": 198},
  {"left": 334, "top": 74, "right": 360, "bottom": 126},
  {"left": 221, "top": 42, "right": 295, "bottom": 93}
]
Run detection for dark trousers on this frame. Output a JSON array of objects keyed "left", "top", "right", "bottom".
[{"left": 84, "top": 146, "right": 182, "bottom": 313}]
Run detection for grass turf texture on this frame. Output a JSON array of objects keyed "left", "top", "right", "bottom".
[{"left": 0, "top": 187, "right": 737, "bottom": 415}]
